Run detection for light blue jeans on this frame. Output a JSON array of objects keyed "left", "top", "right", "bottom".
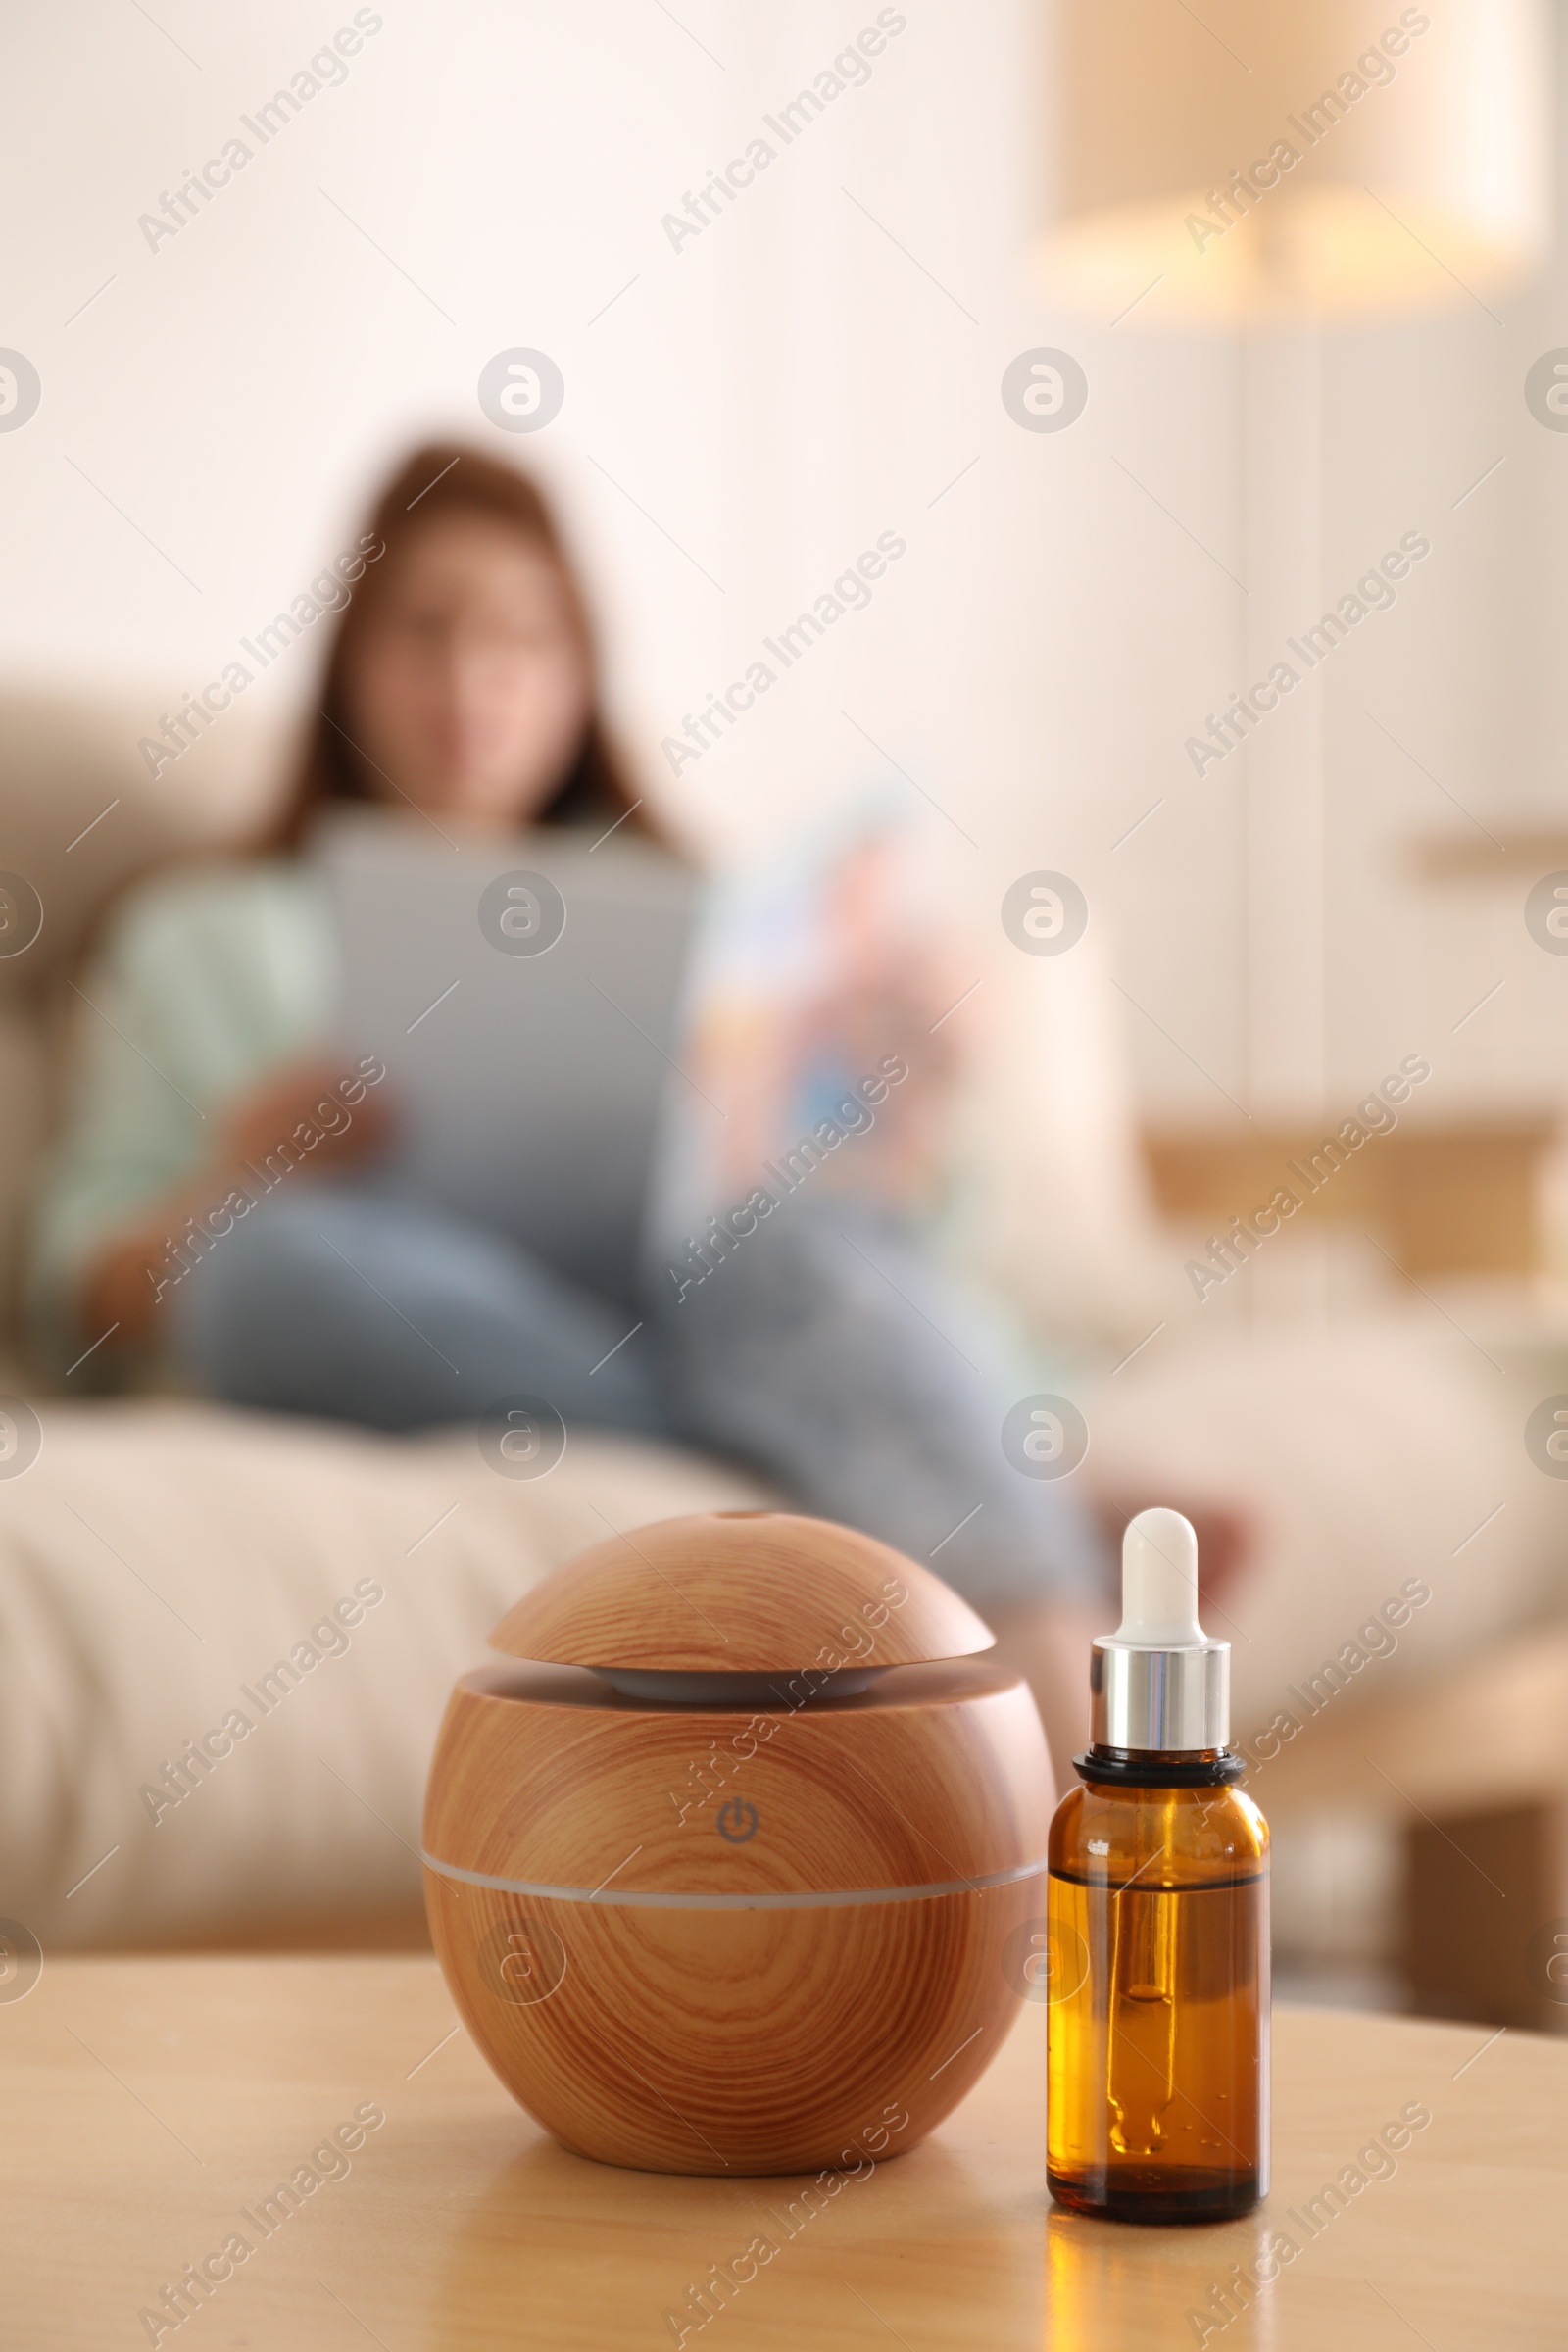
[{"left": 171, "top": 1185, "right": 1109, "bottom": 1613}]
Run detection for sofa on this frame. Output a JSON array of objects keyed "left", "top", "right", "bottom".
[{"left": 2, "top": 688, "right": 1561, "bottom": 1969}]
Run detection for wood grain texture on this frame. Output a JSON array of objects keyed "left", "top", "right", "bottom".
[
  {"left": 6, "top": 1959, "right": 1564, "bottom": 2350},
  {"left": 425, "top": 1870, "right": 1044, "bottom": 2174},
  {"left": 423, "top": 1661, "right": 1054, "bottom": 1894},
  {"left": 422, "top": 1659, "right": 1054, "bottom": 2172},
  {"left": 486, "top": 1508, "right": 994, "bottom": 1671}
]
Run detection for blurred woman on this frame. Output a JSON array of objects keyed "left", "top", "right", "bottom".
[{"left": 31, "top": 442, "right": 1109, "bottom": 1742}]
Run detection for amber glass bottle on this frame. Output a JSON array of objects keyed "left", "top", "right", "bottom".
[
  {"left": 1047, "top": 1766, "right": 1268, "bottom": 2222},
  {"left": 1046, "top": 1508, "right": 1269, "bottom": 2224}
]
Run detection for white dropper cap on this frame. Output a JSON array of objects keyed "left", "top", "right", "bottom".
[
  {"left": 1114, "top": 1507, "right": 1204, "bottom": 1646},
  {"left": 1090, "top": 1507, "right": 1230, "bottom": 1752}
]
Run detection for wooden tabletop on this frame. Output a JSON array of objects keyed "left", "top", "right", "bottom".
[{"left": 2, "top": 1957, "right": 1561, "bottom": 2350}]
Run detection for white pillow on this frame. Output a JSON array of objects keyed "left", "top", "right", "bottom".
[{"left": 0, "top": 1402, "right": 765, "bottom": 1949}]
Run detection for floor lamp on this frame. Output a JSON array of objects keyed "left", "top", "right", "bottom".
[{"left": 1038, "top": 0, "right": 1546, "bottom": 1126}]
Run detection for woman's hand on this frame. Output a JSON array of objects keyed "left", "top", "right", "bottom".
[
  {"left": 78, "top": 1059, "right": 392, "bottom": 1350},
  {"left": 214, "top": 1059, "right": 392, "bottom": 1181}
]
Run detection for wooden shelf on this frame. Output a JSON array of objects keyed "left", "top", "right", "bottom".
[
  {"left": 1143, "top": 1118, "right": 1557, "bottom": 1276},
  {"left": 1407, "top": 829, "right": 1568, "bottom": 882}
]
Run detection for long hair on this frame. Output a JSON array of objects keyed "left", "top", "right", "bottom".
[{"left": 269, "top": 442, "right": 645, "bottom": 851}]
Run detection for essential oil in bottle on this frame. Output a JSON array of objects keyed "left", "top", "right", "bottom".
[{"left": 1047, "top": 1507, "right": 1269, "bottom": 2224}]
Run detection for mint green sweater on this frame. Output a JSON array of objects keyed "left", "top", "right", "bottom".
[{"left": 31, "top": 859, "right": 335, "bottom": 1356}]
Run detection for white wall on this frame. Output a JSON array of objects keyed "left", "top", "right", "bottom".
[{"left": 3, "top": 0, "right": 1565, "bottom": 1127}]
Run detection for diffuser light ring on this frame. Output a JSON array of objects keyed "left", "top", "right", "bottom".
[{"left": 421, "top": 1850, "right": 1052, "bottom": 1909}]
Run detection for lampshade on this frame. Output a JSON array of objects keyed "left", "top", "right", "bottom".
[{"left": 1041, "top": 0, "right": 1548, "bottom": 318}]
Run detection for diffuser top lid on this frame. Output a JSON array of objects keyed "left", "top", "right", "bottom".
[{"left": 488, "top": 1510, "right": 994, "bottom": 1673}]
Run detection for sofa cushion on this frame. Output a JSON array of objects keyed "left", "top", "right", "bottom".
[
  {"left": 0, "top": 689, "right": 282, "bottom": 1004},
  {"left": 0, "top": 1402, "right": 766, "bottom": 1949}
]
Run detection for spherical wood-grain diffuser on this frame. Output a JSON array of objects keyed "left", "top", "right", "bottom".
[{"left": 422, "top": 1510, "right": 1054, "bottom": 2175}]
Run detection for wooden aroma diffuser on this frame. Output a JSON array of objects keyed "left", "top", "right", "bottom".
[{"left": 422, "top": 1509, "right": 1054, "bottom": 2175}]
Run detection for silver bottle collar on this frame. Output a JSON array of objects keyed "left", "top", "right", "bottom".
[{"left": 1089, "top": 1636, "right": 1230, "bottom": 1753}]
